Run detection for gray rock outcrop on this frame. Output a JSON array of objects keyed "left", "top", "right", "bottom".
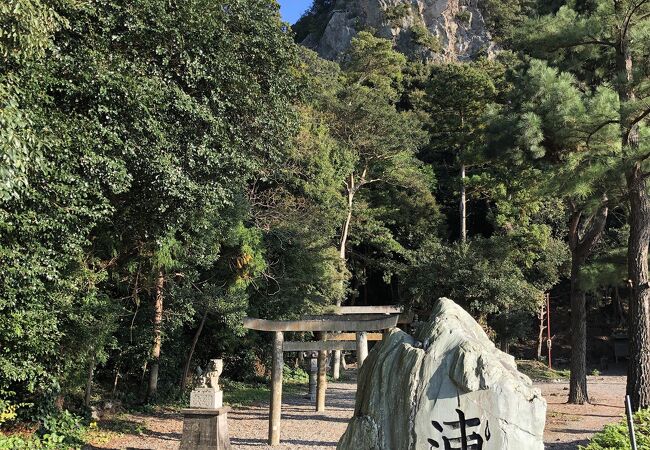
[
  {"left": 337, "top": 298, "right": 546, "bottom": 450},
  {"left": 299, "top": 0, "right": 496, "bottom": 62}
]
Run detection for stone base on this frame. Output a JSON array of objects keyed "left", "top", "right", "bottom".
[
  {"left": 180, "top": 407, "right": 231, "bottom": 450},
  {"left": 190, "top": 388, "right": 223, "bottom": 409}
]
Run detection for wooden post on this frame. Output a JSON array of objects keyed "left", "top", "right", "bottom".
[
  {"left": 316, "top": 332, "right": 327, "bottom": 412},
  {"left": 356, "top": 331, "right": 368, "bottom": 370},
  {"left": 309, "top": 354, "right": 317, "bottom": 402},
  {"left": 332, "top": 349, "right": 341, "bottom": 380},
  {"left": 269, "top": 331, "right": 283, "bottom": 445}
]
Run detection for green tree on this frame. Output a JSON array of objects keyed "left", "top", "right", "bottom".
[
  {"left": 0, "top": 0, "right": 65, "bottom": 200},
  {"left": 519, "top": 0, "right": 650, "bottom": 409},
  {"left": 0, "top": 0, "right": 66, "bottom": 200},
  {"left": 412, "top": 55, "right": 569, "bottom": 348},
  {"left": 318, "top": 32, "right": 431, "bottom": 293},
  {"left": 486, "top": 58, "right": 621, "bottom": 403},
  {"left": 295, "top": 34, "right": 441, "bottom": 377},
  {"left": 421, "top": 62, "right": 498, "bottom": 242},
  {"left": 0, "top": 0, "right": 299, "bottom": 413}
]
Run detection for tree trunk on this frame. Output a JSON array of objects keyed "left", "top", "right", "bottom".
[
  {"left": 147, "top": 270, "right": 164, "bottom": 401},
  {"left": 339, "top": 178, "right": 354, "bottom": 262},
  {"left": 460, "top": 163, "right": 466, "bottom": 242},
  {"left": 614, "top": 286, "right": 626, "bottom": 327},
  {"left": 111, "top": 366, "right": 121, "bottom": 399},
  {"left": 569, "top": 259, "right": 589, "bottom": 404},
  {"left": 334, "top": 176, "right": 356, "bottom": 381},
  {"left": 625, "top": 165, "right": 650, "bottom": 410},
  {"left": 537, "top": 300, "right": 546, "bottom": 361},
  {"left": 180, "top": 307, "right": 209, "bottom": 392},
  {"left": 363, "top": 276, "right": 368, "bottom": 305},
  {"left": 84, "top": 353, "right": 95, "bottom": 408},
  {"left": 613, "top": 22, "right": 650, "bottom": 409},
  {"left": 567, "top": 204, "right": 608, "bottom": 404}
]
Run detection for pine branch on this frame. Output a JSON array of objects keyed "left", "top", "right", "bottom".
[
  {"left": 629, "top": 106, "right": 650, "bottom": 129},
  {"left": 575, "top": 200, "right": 609, "bottom": 259},
  {"left": 623, "top": 0, "right": 649, "bottom": 40},
  {"left": 549, "top": 39, "right": 616, "bottom": 51},
  {"left": 585, "top": 119, "right": 620, "bottom": 149},
  {"left": 568, "top": 204, "right": 582, "bottom": 251}
]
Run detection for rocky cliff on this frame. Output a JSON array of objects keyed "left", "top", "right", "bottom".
[{"left": 296, "top": 0, "right": 497, "bottom": 62}]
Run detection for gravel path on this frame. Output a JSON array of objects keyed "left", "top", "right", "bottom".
[
  {"left": 87, "top": 374, "right": 627, "bottom": 450},
  {"left": 86, "top": 382, "right": 354, "bottom": 450},
  {"left": 539, "top": 374, "right": 627, "bottom": 450},
  {"left": 229, "top": 382, "right": 354, "bottom": 449}
]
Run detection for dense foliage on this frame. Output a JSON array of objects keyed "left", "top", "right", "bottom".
[{"left": 1, "top": 0, "right": 302, "bottom": 420}]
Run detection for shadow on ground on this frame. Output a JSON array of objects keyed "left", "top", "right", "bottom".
[{"left": 545, "top": 440, "right": 589, "bottom": 450}]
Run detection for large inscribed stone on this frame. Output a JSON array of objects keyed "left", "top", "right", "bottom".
[{"left": 338, "top": 298, "right": 546, "bottom": 450}]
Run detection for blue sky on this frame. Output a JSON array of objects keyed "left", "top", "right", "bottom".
[{"left": 278, "top": 0, "right": 312, "bottom": 24}]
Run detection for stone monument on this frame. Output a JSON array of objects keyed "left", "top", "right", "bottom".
[
  {"left": 337, "top": 298, "right": 547, "bottom": 450},
  {"left": 181, "top": 359, "right": 231, "bottom": 450}
]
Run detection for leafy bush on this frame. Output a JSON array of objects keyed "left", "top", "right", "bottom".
[
  {"left": 455, "top": 10, "right": 472, "bottom": 24},
  {"left": 384, "top": 4, "right": 411, "bottom": 26},
  {"left": 0, "top": 400, "right": 18, "bottom": 425},
  {"left": 0, "top": 434, "right": 77, "bottom": 450},
  {"left": 0, "top": 411, "right": 86, "bottom": 450},
  {"left": 580, "top": 409, "right": 650, "bottom": 449},
  {"left": 40, "top": 410, "right": 85, "bottom": 446},
  {"left": 411, "top": 24, "right": 441, "bottom": 51},
  {"left": 283, "top": 366, "right": 309, "bottom": 384}
]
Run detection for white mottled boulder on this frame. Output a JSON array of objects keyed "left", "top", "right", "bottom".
[{"left": 338, "top": 298, "right": 546, "bottom": 450}]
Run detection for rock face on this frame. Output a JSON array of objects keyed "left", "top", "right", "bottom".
[
  {"left": 337, "top": 298, "right": 546, "bottom": 450},
  {"left": 299, "top": 0, "right": 496, "bottom": 61}
]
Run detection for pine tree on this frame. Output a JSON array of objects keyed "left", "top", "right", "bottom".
[
  {"left": 421, "top": 62, "right": 497, "bottom": 242},
  {"left": 519, "top": 0, "right": 650, "bottom": 408}
]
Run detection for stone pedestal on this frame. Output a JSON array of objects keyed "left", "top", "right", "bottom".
[
  {"left": 180, "top": 407, "right": 231, "bottom": 450},
  {"left": 190, "top": 388, "right": 223, "bottom": 409}
]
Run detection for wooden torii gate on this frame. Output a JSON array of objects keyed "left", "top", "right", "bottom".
[{"left": 243, "top": 306, "right": 403, "bottom": 445}]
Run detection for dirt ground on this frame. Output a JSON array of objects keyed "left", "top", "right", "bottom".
[
  {"left": 541, "top": 373, "right": 627, "bottom": 450},
  {"left": 86, "top": 373, "right": 627, "bottom": 450}
]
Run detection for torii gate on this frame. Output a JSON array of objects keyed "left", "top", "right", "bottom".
[{"left": 243, "top": 306, "right": 404, "bottom": 445}]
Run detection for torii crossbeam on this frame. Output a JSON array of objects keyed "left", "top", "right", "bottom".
[{"left": 243, "top": 306, "right": 403, "bottom": 445}]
